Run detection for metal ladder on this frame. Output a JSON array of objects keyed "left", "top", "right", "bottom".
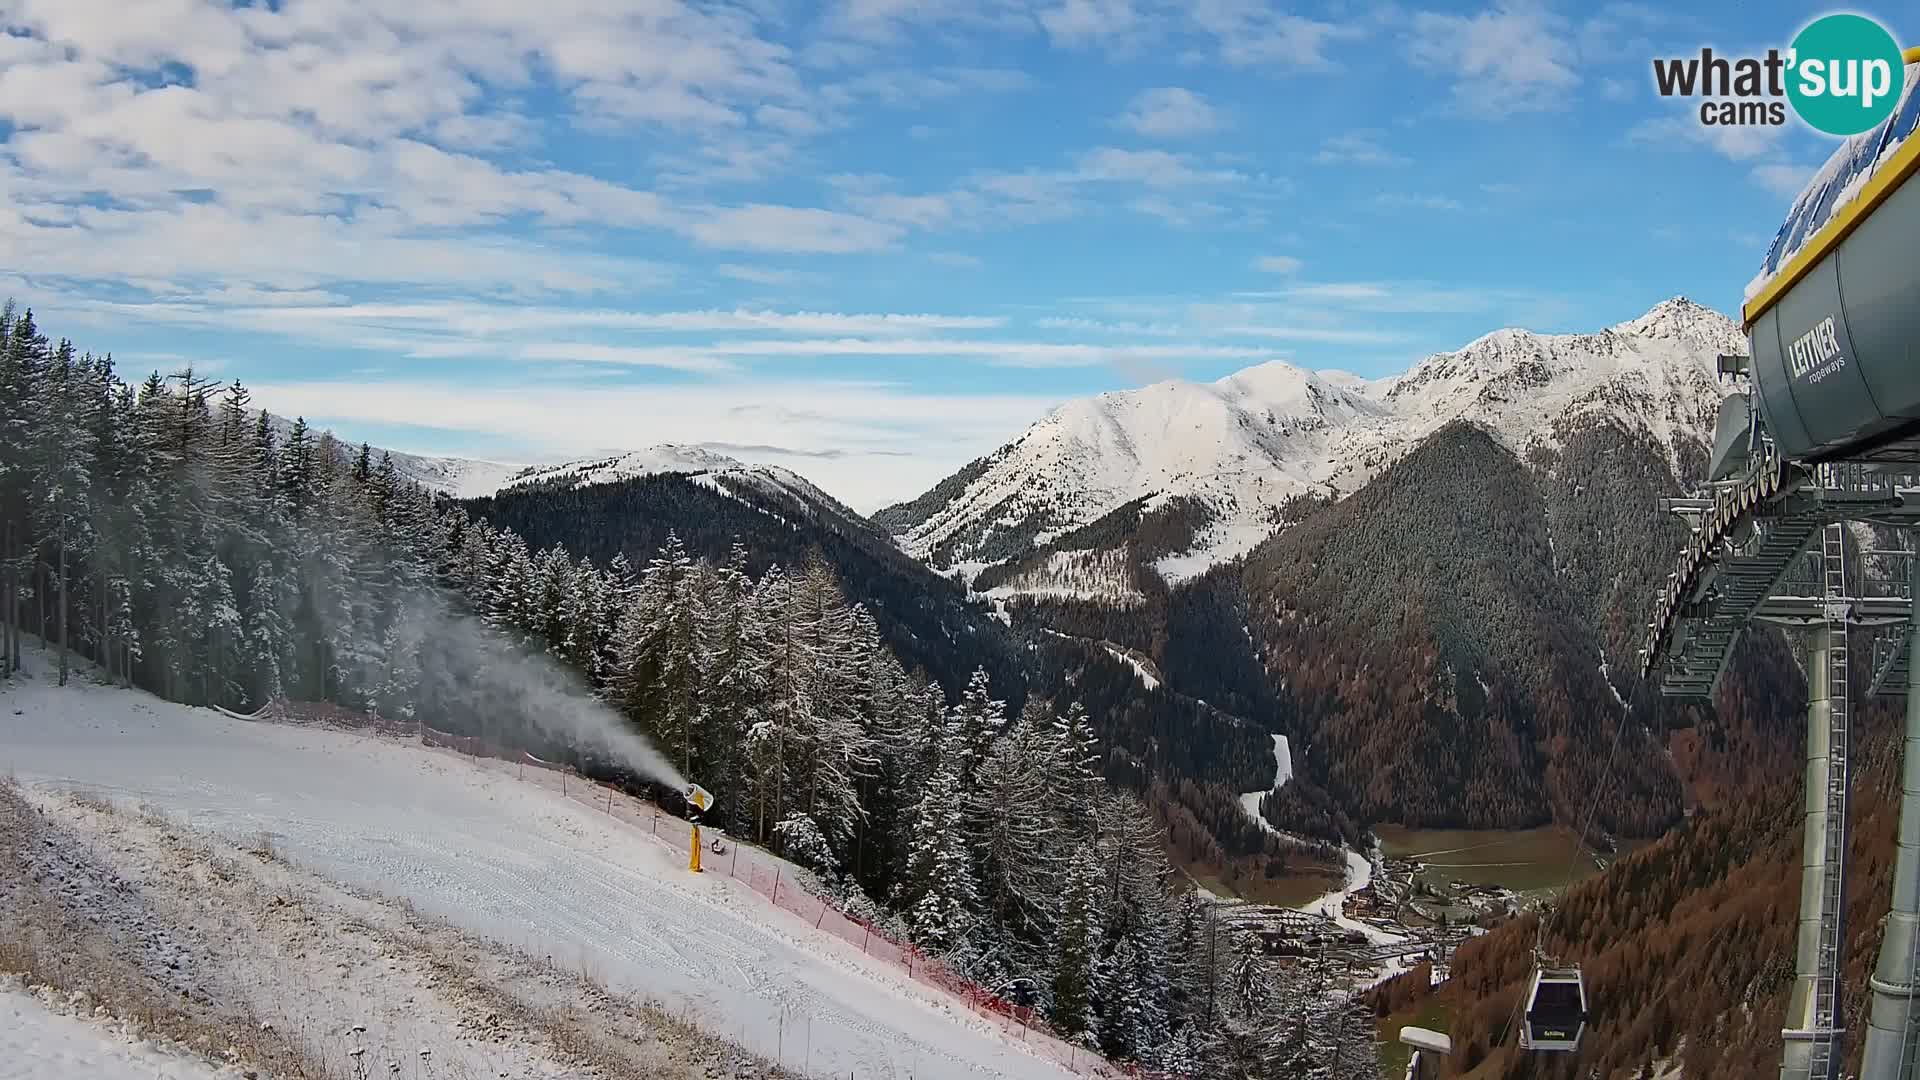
[{"left": 1811, "top": 520, "right": 1854, "bottom": 1080}]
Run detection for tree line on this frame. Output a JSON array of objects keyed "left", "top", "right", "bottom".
[{"left": 0, "top": 303, "right": 1382, "bottom": 1077}]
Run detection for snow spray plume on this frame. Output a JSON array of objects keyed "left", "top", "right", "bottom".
[
  {"left": 276, "top": 525, "right": 685, "bottom": 791},
  {"left": 395, "top": 596, "right": 688, "bottom": 792}
]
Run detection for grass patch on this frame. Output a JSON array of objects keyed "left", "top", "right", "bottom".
[
  {"left": 0, "top": 779, "right": 350, "bottom": 1080},
  {"left": 1376, "top": 995, "right": 1454, "bottom": 1078}
]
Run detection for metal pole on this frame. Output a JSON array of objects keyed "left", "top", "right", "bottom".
[
  {"left": 1783, "top": 521, "right": 1856, "bottom": 1080},
  {"left": 1862, "top": 549, "right": 1920, "bottom": 1080},
  {"left": 1783, "top": 620, "right": 1836, "bottom": 1080}
]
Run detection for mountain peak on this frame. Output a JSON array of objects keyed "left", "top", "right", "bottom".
[
  {"left": 495, "top": 444, "right": 748, "bottom": 494},
  {"left": 886, "top": 297, "right": 1738, "bottom": 589},
  {"left": 1614, "top": 296, "right": 1740, "bottom": 344}
]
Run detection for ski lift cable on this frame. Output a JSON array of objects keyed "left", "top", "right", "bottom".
[{"left": 1535, "top": 670, "right": 1650, "bottom": 961}]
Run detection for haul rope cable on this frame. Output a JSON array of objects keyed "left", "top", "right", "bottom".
[
  {"left": 1506, "top": 662, "right": 1654, "bottom": 1056},
  {"left": 1534, "top": 667, "right": 1651, "bottom": 961}
]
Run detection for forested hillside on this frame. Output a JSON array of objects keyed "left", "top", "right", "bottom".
[
  {"left": 466, "top": 454, "right": 1350, "bottom": 902},
  {"left": 464, "top": 469, "right": 1026, "bottom": 705},
  {"left": 1440, "top": 684, "right": 1900, "bottom": 1078},
  {"left": 0, "top": 303, "right": 1371, "bottom": 1078},
  {"left": 1238, "top": 421, "right": 1684, "bottom": 837}
]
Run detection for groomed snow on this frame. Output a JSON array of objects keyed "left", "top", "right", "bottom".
[
  {"left": 0, "top": 671, "right": 1078, "bottom": 1080},
  {"left": 0, "top": 986, "right": 226, "bottom": 1080}
]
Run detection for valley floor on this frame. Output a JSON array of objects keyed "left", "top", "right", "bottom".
[{"left": 0, "top": 653, "right": 1080, "bottom": 1080}]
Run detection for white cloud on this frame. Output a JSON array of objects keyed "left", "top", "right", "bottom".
[
  {"left": 1252, "top": 255, "right": 1303, "bottom": 273},
  {"left": 684, "top": 205, "right": 906, "bottom": 253},
  {"left": 717, "top": 264, "right": 808, "bottom": 286},
  {"left": 1188, "top": 1, "right": 1354, "bottom": 70},
  {"left": 1312, "top": 131, "right": 1408, "bottom": 167},
  {"left": 1629, "top": 115, "right": 1783, "bottom": 163},
  {"left": 1073, "top": 147, "right": 1244, "bottom": 188},
  {"left": 1599, "top": 77, "right": 1636, "bottom": 102},
  {"left": 1252, "top": 280, "right": 1535, "bottom": 314},
  {"left": 928, "top": 252, "right": 985, "bottom": 269},
  {"left": 1751, "top": 163, "right": 1811, "bottom": 197},
  {"left": 0, "top": 0, "right": 935, "bottom": 301},
  {"left": 847, "top": 191, "right": 962, "bottom": 228},
  {"left": 1116, "top": 87, "right": 1227, "bottom": 138},
  {"left": 1037, "top": 316, "right": 1183, "bottom": 336},
  {"left": 1407, "top": 4, "right": 1579, "bottom": 113},
  {"left": 1374, "top": 192, "right": 1466, "bottom": 212},
  {"left": 513, "top": 344, "right": 739, "bottom": 374},
  {"left": 75, "top": 299, "right": 1010, "bottom": 341},
  {"left": 1039, "top": 0, "right": 1148, "bottom": 49}
]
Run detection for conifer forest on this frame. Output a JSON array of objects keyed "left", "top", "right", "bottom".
[{"left": 0, "top": 303, "right": 1380, "bottom": 1077}]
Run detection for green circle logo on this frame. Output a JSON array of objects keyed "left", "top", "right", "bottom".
[{"left": 1787, "top": 14, "right": 1906, "bottom": 136}]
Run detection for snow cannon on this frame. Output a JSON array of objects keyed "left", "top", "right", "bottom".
[
  {"left": 684, "top": 782, "right": 714, "bottom": 817},
  {"left": 1742, "top": 50, "right": 1920, "bottom": 466},
  {"left": 684, "top": 783, "right": 714, "bottom": 873}
]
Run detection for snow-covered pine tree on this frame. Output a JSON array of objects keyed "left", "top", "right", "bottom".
[
  {"left": 596, "top": 551, "right": 637, "bottom": 686},
  {"left": 1229, "top": 930, "right": 1271, "bottom": 1020},
  {"left": 193, "top": 552, "right": 243, "bottom": 707},
  {"left": 622, "top": 531, "right": 699, "bottom": 778},
  {"left": 1051, "top": 846, "right": 1099, "bottom": 1038},
  {"left": 950, "top": 666, "right": 1006, "bottom": 791},
  {"left": 32, "top": 340, "right": 98, "bottom": 685},
  {"left": 1049, "top": 700, "right": 1103, "bottom": 841},
  {"left": 971, "top": 702, "right": 1060, "bottom": 949},
  {"left": 900, "top": 706, "right": 980, "bottom": 954},
  {"left": 784, "top": 554, "right": 871, "bottom": 862},
  {"left": 0, "top": 307, "right": 51, "bottom": 677},
  {"left": 372, "top": 618, "right": 421, "bottom": 721},
  {"left": 696, "top": 542, "right": 764, "bottom": 835},
  {"left": 242, "top": 558, "right": 291, "bottom": 706}
]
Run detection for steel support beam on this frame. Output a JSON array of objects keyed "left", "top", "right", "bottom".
[{"left": 1861, "top": 551, "right": 1920, "bottom": 1080}]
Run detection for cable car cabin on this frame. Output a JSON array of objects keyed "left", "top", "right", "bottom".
[
  {"left": 1744, "top": 54, "right": 1920, "bottom": 467},
  {"left": 1519, "top": 967, "right": 1588, "bottom": 1053}
]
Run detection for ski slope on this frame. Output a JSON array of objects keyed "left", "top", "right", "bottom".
[{"left": 0, "top": 671, "right": 1079, "bottom": 1080}]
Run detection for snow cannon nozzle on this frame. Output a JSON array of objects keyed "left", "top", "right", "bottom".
[{"left": 683, "top": 782, "right": 714, "bottom": 818}]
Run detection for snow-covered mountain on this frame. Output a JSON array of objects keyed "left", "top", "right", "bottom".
[
  {"left": 382, "top": 449, "right": 526, "bottom": 498},
  {"left": 879, "top": 297, "right": 1743, "bottom": 590},
  {"left": 488, "top": 443, "right": 871, "bottom": 527}
]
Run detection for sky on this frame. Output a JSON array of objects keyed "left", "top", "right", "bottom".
[{"left": 0, "top": 1, "right": 1908, "bottom": 511}]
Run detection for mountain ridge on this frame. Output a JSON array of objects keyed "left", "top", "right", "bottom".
[{"left": 880, "top": 297, "right": 1742, "bottom": 594}]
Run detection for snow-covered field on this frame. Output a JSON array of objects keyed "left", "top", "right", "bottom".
[
  {"left": 0, "top": 664, "right": 1078, "bottom": 1080},
  {"left": 1, "top": 984, "right": 225, "bottom": 1080}
]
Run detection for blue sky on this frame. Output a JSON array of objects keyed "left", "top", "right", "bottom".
[{"left": 1, "top": 1, "right": 1908, "bottom": 509}]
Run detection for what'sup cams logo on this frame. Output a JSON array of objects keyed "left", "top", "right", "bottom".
[{"left": 1652, "top": 13, "right": 1908, "bottom": 136}]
